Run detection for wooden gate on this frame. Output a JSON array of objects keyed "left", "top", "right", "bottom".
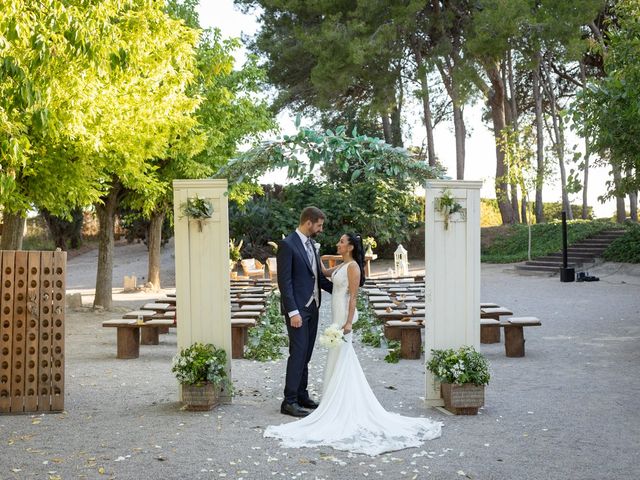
[{"left": 0, "top": 250, "right": 66, "bottom": 413}]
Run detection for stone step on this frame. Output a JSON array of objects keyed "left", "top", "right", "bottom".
[
  {"left": 545, "top": 252, "right": 597, "bottom": 260},
  {"left": 574, "top": 240, "right": 613, "bottom": 247},
  {"left": 568, "top": 249, "right": 606, "bottom": 255},
  {"left": 514, "top": 264, "right": 560, "bottom": 273},
  {"left": 524, "top": 261, "right": 579, "bottom": 268}
]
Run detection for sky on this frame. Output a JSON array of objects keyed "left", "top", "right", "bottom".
[{"left": 196, "top": 0, "right": 617, "bottom": 218}]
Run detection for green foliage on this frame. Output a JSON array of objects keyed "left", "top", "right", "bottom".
[
  {"left": 180, "top": 196, "right": 214, "bottom": 220},
  {"left": 353, "top": 293, "right": 385, "bottom": 348},
  {"left": 482, "top": 220, "right": 614, "bottom": 263},
  {"left": 171, "top": 342, "right": 231, "bottom": 389},
  {"left": 384, "top": 340, "right": 401, "bottom": 364},
  {"left": 603, "top": 224, "right": 640, "bottom": 263},
  {"left": 0, "top": 0, "right": 201, "bottom": 218},
  {"left": 362, "top": 237, "right": 377, "bottom": 251},
  {"left": 224, "top": 125, "right": 442, "bottom": 187},
  {"left": 244, "top": 292, "right": 289, "bottom": 361},
  {"left": 435, "top": 189, "right": 464, "bottom": 230},
  {"left": 541, "top": 202, "right": 593, "bottom": 221},
  {"left": 229, "top": 238, "right": 243, "bottom": 262},
  {"left": 574, "top": 0, "right": 640, "bottom": 198},
  {"left": 229, "top": 178, "right": 425, "bottom": 258},
  {"left": 426, "top": 346, "right": 490, "bottom": 386},
  {"left": 481, "top": 199, "right": 503, "bottom": 227}
]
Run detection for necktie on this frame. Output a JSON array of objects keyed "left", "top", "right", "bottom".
[{"left": 305, "top": 238, "right": 315, "bottom": 267}]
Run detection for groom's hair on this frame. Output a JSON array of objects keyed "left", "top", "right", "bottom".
[{"left": 300, "top": 206, "right": 326, "bottom": 225}]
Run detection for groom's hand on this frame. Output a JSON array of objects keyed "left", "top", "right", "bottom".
[{"left": 290, "top": 314, "right": 302, "bottom": 328}]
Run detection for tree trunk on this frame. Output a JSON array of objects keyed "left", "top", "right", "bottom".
[
  {"left": 533, "top": 54, "right": 545, "bottom": 224},
  {"left": 453, "top": 105, "right": 466, "bottom": 179},
  {"left": 542, "top": 61, "right": 572, "bottom": 219},
  {"left": 436, "top": 62, "right": 467, "bottom": 178},
  {"left": 147, "top": 210, "right": 165, "bottom": 291},
  {"left": 579, "top": 61, "right": 590, "bottom": 220},
  {"left": 0, "top": 211, "right": 26, "bottom": 250},
  {"left": 390, "top": 84, "right": 403, "bottom": 147},
  {"left": 505, "top": 52, "right": 520, "bottom": 223},
  {"left": 612, "top": 166, "right": 626, "bottom": 223},
  {"left": 94, "top": 183, "right": 122, "bottom": 310},
  {"left": 415, "top": 48, "right": 437, "bottom": 167},
  {"left": 630, "top": 191, "right": 638, "bottom": 222},
  {"left": 381, "top": 114, "right": 392, "bottom": 144},
  {"left": 485, "top": 62, "right": 513, "bottom": 224},
  {"left": 557, "top": 113, "right": 573, "bottom": 219}
]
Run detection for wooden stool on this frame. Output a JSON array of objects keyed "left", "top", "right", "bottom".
[
  {"left": 385, "top": 320, "right": 424, "bottom": 359},
  {"left": 231, "top": 319, "right": 257, "bottom": 359},
  {"left": 480, "top": 318, "right": 501, "bottom": 343},
  {"left": 502, "top": 317, "right": 541, "bottom": 357}
]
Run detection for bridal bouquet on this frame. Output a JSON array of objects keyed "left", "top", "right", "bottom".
[{"left": 319, "top": 325, "right": 345, "bottom": 349}]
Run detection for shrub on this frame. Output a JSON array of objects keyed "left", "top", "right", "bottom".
[{"left": 603, "top": 223, "right": 640, "bottom": 263}]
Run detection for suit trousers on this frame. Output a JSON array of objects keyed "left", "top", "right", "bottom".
[{"left": 283, "top": 301, "right": 319, "bottom": 405}]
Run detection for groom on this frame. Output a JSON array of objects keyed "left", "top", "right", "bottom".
[{"left": 277, "top": 206, "right": 333, "bottom": 417}]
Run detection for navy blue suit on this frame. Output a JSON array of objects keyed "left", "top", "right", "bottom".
[{"left": 277, "top": 232, "right": 333, "bottom": 405}]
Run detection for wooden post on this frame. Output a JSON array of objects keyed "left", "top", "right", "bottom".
[
  {"left": 425, "top": 180, "right": 482, "bottom": 406},
  {"left": 173, "top": 180, "right": 232, "bottom": 403}
]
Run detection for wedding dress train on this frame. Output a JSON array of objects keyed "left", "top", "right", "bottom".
[{"left": 264, "top": 262, "right": 442, "bottom": 456}]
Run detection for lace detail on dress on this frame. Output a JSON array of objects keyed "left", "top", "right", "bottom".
[{"left": 265, "top": 260, "right": 442, "bottom": 456}]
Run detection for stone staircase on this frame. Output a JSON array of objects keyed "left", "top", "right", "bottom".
[{"left": 514, "top": 229, "right": 627, "bottom": 275}]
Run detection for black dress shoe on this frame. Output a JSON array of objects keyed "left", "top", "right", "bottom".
[
  {"left": 298, "top": 398, "right": 319, "bottom": 409},
  {"left": 280, "top": 402, "right": 310, "bottom": 417}
]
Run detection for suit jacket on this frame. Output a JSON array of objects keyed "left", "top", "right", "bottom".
[{"left": 277, "top": 232, "right": 333, "bottom": 317}]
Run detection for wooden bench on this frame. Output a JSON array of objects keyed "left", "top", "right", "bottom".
[
  {"left": 231, "top": 318, "right": 257, "bottom": 359},
  {"left": 122, "top": 310, "right": 168, "bottom": 344},
  {"left": 102, "top": 319, "right": 175, "bottom": 359},
  {"left": 480, "top": 307, "right": 514, "bottom": 343},
  {"left": 500, "top": 317, "right": 541, "bottom": 357},
  {"left": 374, "top": 309, "right": 425, "bottom": 321}
]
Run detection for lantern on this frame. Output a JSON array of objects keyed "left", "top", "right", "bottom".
[{"left": 394, "top": 244, "right": 409, "bottom": 277}]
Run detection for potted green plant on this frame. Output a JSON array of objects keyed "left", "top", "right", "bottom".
[
  {"left": 171, "top": 342, "right": 231, "bottom": 411},
  {"left": 426, "top": 345, "right": 490, "bottom": 415},
  {"left": 180, "top": 195, "right": 213, "bottom": 232}
]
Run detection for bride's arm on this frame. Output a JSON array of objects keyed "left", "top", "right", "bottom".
[
  {"left": 342, "top": 263, "right": 361, "bottom": 334},
  {"left": 320, "top": 259, "right": 338, "bottom": 278}
]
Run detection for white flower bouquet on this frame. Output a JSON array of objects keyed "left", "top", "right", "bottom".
[{"left": 319, "top": 325, "right": 345, "bottom": 349}]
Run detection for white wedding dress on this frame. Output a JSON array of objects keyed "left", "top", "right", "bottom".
[{"left": 264, "top": 262, "right": 442, "bottom": 456}]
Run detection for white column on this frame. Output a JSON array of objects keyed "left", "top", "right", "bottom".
[
  {"left": 424, "top": 180, "right": 482, "bottom": 406},
  {"left": 173, "top": 179, "right": 231, "bottom": 403}
]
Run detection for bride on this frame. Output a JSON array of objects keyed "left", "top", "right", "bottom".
[{"left": 264, "top": 233, "right": 442, "bottom": 456}]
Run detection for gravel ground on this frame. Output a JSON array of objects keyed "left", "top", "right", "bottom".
[{"left": 1, "top": 240, "right": 639, "bottom": 480}]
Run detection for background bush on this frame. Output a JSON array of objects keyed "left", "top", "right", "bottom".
[{"left": 603, "top": 223, "right": 640, "bottom": 263}]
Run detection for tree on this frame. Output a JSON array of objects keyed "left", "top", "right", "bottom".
[
  {"left": 577, "top": 0, "right": 640, "bottom": 221},
  {"left": 0, "top": 0, "right": 137, "bottom": 248},
  {"left": 123, "top": 0, "right": 276, "bottom": 291},
  {"left": 0, "top": 0, "right": 200, "bottom": 267},
  {"left": 236, "top": 0, "right": 413, "bottom": 146},
  {"left": 224, "top": 123, "right": 441, "bottom": 187}
]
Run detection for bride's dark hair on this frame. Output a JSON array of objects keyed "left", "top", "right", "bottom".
[{"left": 345, "top": 233, "right": 366, "bottom": 287}]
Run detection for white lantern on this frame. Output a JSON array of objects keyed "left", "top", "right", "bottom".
[{"left": 394, "top": 244, "right": 409, "bottom": 277}]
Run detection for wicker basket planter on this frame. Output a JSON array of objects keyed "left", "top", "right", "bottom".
[
  {"left": 440, "top": 383, "right": 485, "bottom": 415},
  {"left": 181, "top": 383, "right": 220, "bottom": 411}
]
